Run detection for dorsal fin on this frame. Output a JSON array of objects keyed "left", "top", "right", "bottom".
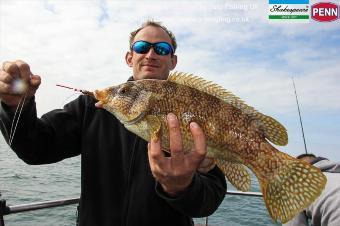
[{"left": 168, "top": 72, "right": 288, "bottom": 146}]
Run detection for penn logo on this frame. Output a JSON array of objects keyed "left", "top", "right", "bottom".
[{"left": 311, "top": 2, "right": 339, "bottom": 22}]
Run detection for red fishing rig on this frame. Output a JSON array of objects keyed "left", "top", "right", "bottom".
[{"left": 56, "top": 84, "right": 95, "bottom": 98}]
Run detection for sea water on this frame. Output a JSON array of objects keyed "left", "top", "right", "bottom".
[{"left": 0, "top": 136, "right": 279, "bottom": 226}]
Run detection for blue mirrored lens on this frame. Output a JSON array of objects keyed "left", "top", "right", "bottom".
[
  {"left": 154, "top": 42, "right": 172, "bottom": 55},
  {"left": 132, "top": 41, "right": 151, "bottom": 54},
  {"left": 132, "top": 41, "right": 173, "bottom": 55}
]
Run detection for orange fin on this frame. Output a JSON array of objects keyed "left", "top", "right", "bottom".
[
  {"left": 257, "top": 155, "right": 327, "bottom": 223},
  {"left": 216, "top": 159, "right": 251, "bottom": 192},
  {"left": 146, "top": 115, "right": 161, "bottom": 142}
]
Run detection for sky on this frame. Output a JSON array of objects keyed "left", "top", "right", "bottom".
[{"left": 0, "top": 0, "right": 339, "bottom": 161}]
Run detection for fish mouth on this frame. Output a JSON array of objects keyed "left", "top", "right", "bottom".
[{"left": 94, "top": 89, "right": 109, "bottom": 105}]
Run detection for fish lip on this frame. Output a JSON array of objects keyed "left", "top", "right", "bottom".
[{"left": 94, "top": 89, "right": 109, "bottom": 104}]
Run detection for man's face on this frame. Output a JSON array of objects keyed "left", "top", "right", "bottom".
[{"left": 125, "top": 26, "right": 177, "bottom": 80}]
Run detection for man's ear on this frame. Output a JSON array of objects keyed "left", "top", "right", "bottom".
[
  {"left": 125, "top": 51, "right": 133, "bottom": 67},
  {"left": 170, "top": 54, "right": 177, "bottom": 70}
]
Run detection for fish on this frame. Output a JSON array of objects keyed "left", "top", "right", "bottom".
[{"left": 94, "top": 72, "right": 327, "bottom": 223}]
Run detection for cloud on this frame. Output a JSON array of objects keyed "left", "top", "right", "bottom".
[{"left": 0, "top": 0, "right": 339, "bottom": 160}]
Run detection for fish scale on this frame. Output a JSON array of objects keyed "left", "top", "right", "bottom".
[{"left": 94, "top": 72, "right": 327, "bottom": 224}]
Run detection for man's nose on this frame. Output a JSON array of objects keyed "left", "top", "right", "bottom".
[{"left": 145, "top": 47, "right": 158, "bottom": 59}]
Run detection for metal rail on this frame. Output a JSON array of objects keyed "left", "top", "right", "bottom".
[
  {"left": 226, "top": 190, "right": 262, "bottom": 197},
  {"left": 5, "top": 197, "right": 79, "bottom": 215},
  {"left": 0, "top": 191, "right": 262, "bottom": 225}
]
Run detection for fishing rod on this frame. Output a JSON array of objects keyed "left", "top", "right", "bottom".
[{"left": 291, "top": 77, "right": 308, "bottom": 154}]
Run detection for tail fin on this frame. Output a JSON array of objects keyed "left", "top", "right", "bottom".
[{"left": 254, "top": 148, "right": 327, "bottom": 223}]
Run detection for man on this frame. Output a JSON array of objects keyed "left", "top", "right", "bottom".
[
  {"left": 284, "top": 153, "right": 340, "bottom": 226},
  {"left": 0, "top": 21, "right": 226, "bottom": 225}
]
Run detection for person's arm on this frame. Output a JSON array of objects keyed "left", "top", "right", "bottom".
[
  {"left": 0, "top": 95, "right": 85, "bottom": 164},
  {"left": 0, "top": 60, "right": 83, "bottom": 164},
  {"left": 148, "top": 113, "right": 226, "bottom": 217}
]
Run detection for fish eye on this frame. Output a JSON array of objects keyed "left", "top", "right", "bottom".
[{"left": 118, "top": 86, "right": 129, "bottom": 95}]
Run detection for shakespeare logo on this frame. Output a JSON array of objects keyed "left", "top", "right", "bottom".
[{"left": 268, "top": 0, "right": 310, "bottom": 22}]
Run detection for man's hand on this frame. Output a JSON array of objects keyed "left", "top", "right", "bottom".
[
  {"left": 0, "top": 60, "right": 41, "bottom": 111},
  {"left": 148, "top": 113, "right": 208, "bottom": 196}
]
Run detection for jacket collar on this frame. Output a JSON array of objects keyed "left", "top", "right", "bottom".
[
  {"left": 310, "top": 157, "right": 328, "bottom": 165},
  {"left": 312, "top": 157, "right": 340, "bottom": 173}
]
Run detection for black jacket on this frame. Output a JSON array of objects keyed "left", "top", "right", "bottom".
[{"left": 0, "top": 95, "right": 226, "bottom": 226}]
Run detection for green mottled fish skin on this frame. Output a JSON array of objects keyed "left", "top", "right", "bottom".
[
  {"left": 101, "top": 79, "right": 275, "bottom": 167},
  {"left": 94, "top": 74, "right": 326, "bottom": 224}
]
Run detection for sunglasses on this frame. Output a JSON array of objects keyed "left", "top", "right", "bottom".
[{"left": 131, "top": 40, "right": 174, "bottom": 56}]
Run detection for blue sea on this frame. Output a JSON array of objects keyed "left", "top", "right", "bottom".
[{"left": 0, "top": 136, "right": 280, "bottom": 226}]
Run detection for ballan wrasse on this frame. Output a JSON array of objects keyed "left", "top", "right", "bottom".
[{"left": 94, "top": 72, "right": 326, "bottom": 223}]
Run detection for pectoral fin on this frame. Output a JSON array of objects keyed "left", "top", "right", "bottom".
[{"left": 146, "top": 115, "right": 162, "bottom": 142}]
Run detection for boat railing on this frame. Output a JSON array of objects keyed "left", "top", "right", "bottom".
[{"left": 0, "top": 190, "right": 262, "bottom": 226}]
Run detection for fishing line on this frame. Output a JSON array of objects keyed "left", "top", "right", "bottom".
[
  {"left": 56, "top": 84, "right": 94, "bottom": 100},
  {"left": 56, "top": 84, "right": 91, "bottom": 94},
  {"left": 61, "top": 92, "right": 82, "bottom": 106},
  {"left": 8, "top": 84, "right": 93, "bottom": 146},
  {"left": 8, "top": 92, "right": 28, "bottom": 147}
]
